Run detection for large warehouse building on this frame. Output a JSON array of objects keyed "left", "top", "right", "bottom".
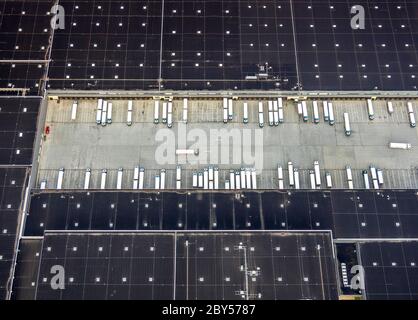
[{"left": 0, "top": 0, "right": 418, "bottom": 300}]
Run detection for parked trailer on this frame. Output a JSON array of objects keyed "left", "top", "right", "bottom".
[
  {"left": 126, "top": 110, "right": 133, "bottom": 126},
  {"left": 325, "top": 172, "right": 332, "bottom": 188},
  {"left": 408, "top": 103, "right": 416, "bottom": 128},
  {"left": 343, "top": 113, "right": 351, "bottom": 136},
  {"left": 230, "top": 170, "right": 235, "bottom": 189},
  {"left": 297, "top": 103, "right": 303, "bottom": 115},
  {"left": 96, "top": 99, "right": 103, "bottom": 124},
  {"left": 223, "top": 104, "right": 228, "bottom": 123},
  {"left": 407, "top": 102, "right": 414, "bottom": 114},
  {"left": 322, "top": 101, "right": 329, "bottom": 121},
  {"left": 258, "top": 102, "right": 264, "bottom": 127},
  {"left": 40, "top": 179, "right": 47, "bottom": 190},
  {"left": 101, "top": 100, "right": 108, "bottom": 126},
  {"left": 235, "top": 171, "right": 241, "bottom": 190},
  {"left": 198, "top": 172, "right": 203, "bottom": 188},
  {"left": 363, "top": 170, "right": 370, "bottom": 189},
  {"left": 258, "top": 101, "right": 264, "bottom": 113},
  {"left": 243, "top": 102, "right": 249, "bottom": 124},
  {"left": 313, "top": 161, "right": 321, "bottom": 187},
  {"left": 389, "top": 142, "right": 412, "bottom": 150},
  {"left": 251, "top": 169, "right": 257, "bottom": 190},
  {"left": 240, "top": 169, "right": 246, "bottom": 189},
  {"left": 258, "top": 111, "right": 264, "bottom": 127},
  {"left": 183, "top": 108, "right": 188, "bottom": 124},
  {"left": 84, "top": 168, "right": 91, "bottom": 190},
  {"left": 278, "top": 107, "right": 284, "bottom": 123},
  {"left": 176, "top": 149, "right": 198, "bottom": 156},
  {"left": 138, "top": 168, "right": 145, "bottom": 190},
  {"left": 133, "top": 166, "right": 139, "bottom": 182},
  {"left": 192, "top": 172, "right": 198, "bottom": 188},
  {"left": 294, "top": 169, "right": 300, "bottom": 189},
  {"left": 277, "top": 166, "right": 284, "bottom": 187},
  {"left": 288, "top": 162, "right": 294, "bottom": 186},
  {"left": 106, "top": 102, "right": 112, "bottom": 124},
  {"left": 387, "top": 101, "right": 394, "bottom": 114},
  {"left": 367, "top": 99, "right": 375, "bottom": 120},
  {"left": 167, "top": 102, "right": 173, "bottom": 128},
  {"left": 203, "top": 169, "right": 209, "bottom": 190},
  {"left": 278, "top": 97, "right": 283, "bottom": 109},
  {"left": 116, "top": 168, "right": 123, "bottom": 190},
  {"left": 370, "top": 166, "right": 378, "bottom": 181},
  {"left": 133, "top": 166, "right": 139, "bottom": 189},
  {"left": 154, "top": 175, "right": 160, "bottom": 190},
  {"left": 377, "top": 169, "right": 384, "bottom": 185},
  {"left": 162, "top": 102, "right": 168, "bottom": 123},
  {"left": 57, "top": 168, "right": 65, "bottom": 189},
  {"left": 312, "top": 101, "right": 319, "bottom": 123},
  {"left": 245, "top": 169, "right": 251, "bottom": 189},
  {"left": 268, "top": 110, "right": 274, "bottom": 126},
  {"left": 409, "top": 112, "right": 416, "bottom": 128},
  {"left": 268, "top": 101, "right": 274, "bottom": 126},
  {"left": 100, "top": 169, "right": 107, "bottom": 190},
  {"left": 223, "top": 99, "right": 228, "bottom": 123},
  {"left": 302, "top": 101, "right": 308, "bottom": 122},
  {"left": 209, "top": 166, "right": 214, "bottom": 181},
  {"left": 214, "top": 168, "right": 219, "bottom": 189},
  {"left": 370, "top": 166, "right": 379, "bottom": 189},
  {"left": 160, "top": 169, "right": 166, "bottom": 189},
  {"left": 309, "top": 170, "right": 316, "bottom": 189},
  {"left": 273, "top": 100, "right": 279, "bottom": 126},
  {"left": 176, "top": 180, "right": 181, "bottom": 189},
  {"left": 225, "top": 180, "right": 230, "bottom": 190},
  {"left": 127, "top": 100, "right": 133, "bottom": 126},
  {"left": 183, "top": 98, "right": 188, "bottom": 124},
  {"left": 154, "top": 100, "right": 159, "bottom": 124},
  {"left": 228, "top": 99, "right": 233, "bottom": 120},
  {"left": 277, "top": 166, "right": 283, "bottom": 180},
  {"left": 223, "top": 98, "right": 228, "bottom": 112},
  {"left": 346, "top": 167, "right": 354, "bottom": 189},
  {"left": 328, "top": 102, "right": 335, "bottom": 125},
  {"left": 176, "top": 165, "right": 181, "bottom": 181},
  {"left": 346, "top": 166, "right": 353, "bottom": 182},
  {"left": 71, "top": 100, "right": 78, "bottom": 121}
]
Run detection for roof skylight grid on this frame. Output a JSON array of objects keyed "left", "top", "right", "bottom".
[
  {"left": 0, "top": 0, "right": 54, "bottom": 95},
  {"left": 30, "top": 232, "right": 337, "bottom": 300},
  {"left": 0, "top": 97, "right": 40, "bottom": 165},
  {"left": 360, "top": 242, "right": 418, "bottom": 300},
  {"left": 0, "top": 1, "right": 416, "bottom": 91},
  {"left": 42, "top": 0, "right": 418, "bottom": 91},
  {"left": 48, "top": 0, "right": 163, "bottom": 91},
  {"left": 0, "top": 167, "right": 28, "bottom": 299},
  {"left": 294, "top": 0, "right": 418, "bottom": 90},
  {"left": 24, "top": 190, "right": 418, "bottom": 239},
  {"left": 2, "top": 1, "right": 418, "bottom": 303}
]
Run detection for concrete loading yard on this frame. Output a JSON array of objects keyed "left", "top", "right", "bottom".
[{"left": 36, "top": 93, "right": 418, "bottom": 190}]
